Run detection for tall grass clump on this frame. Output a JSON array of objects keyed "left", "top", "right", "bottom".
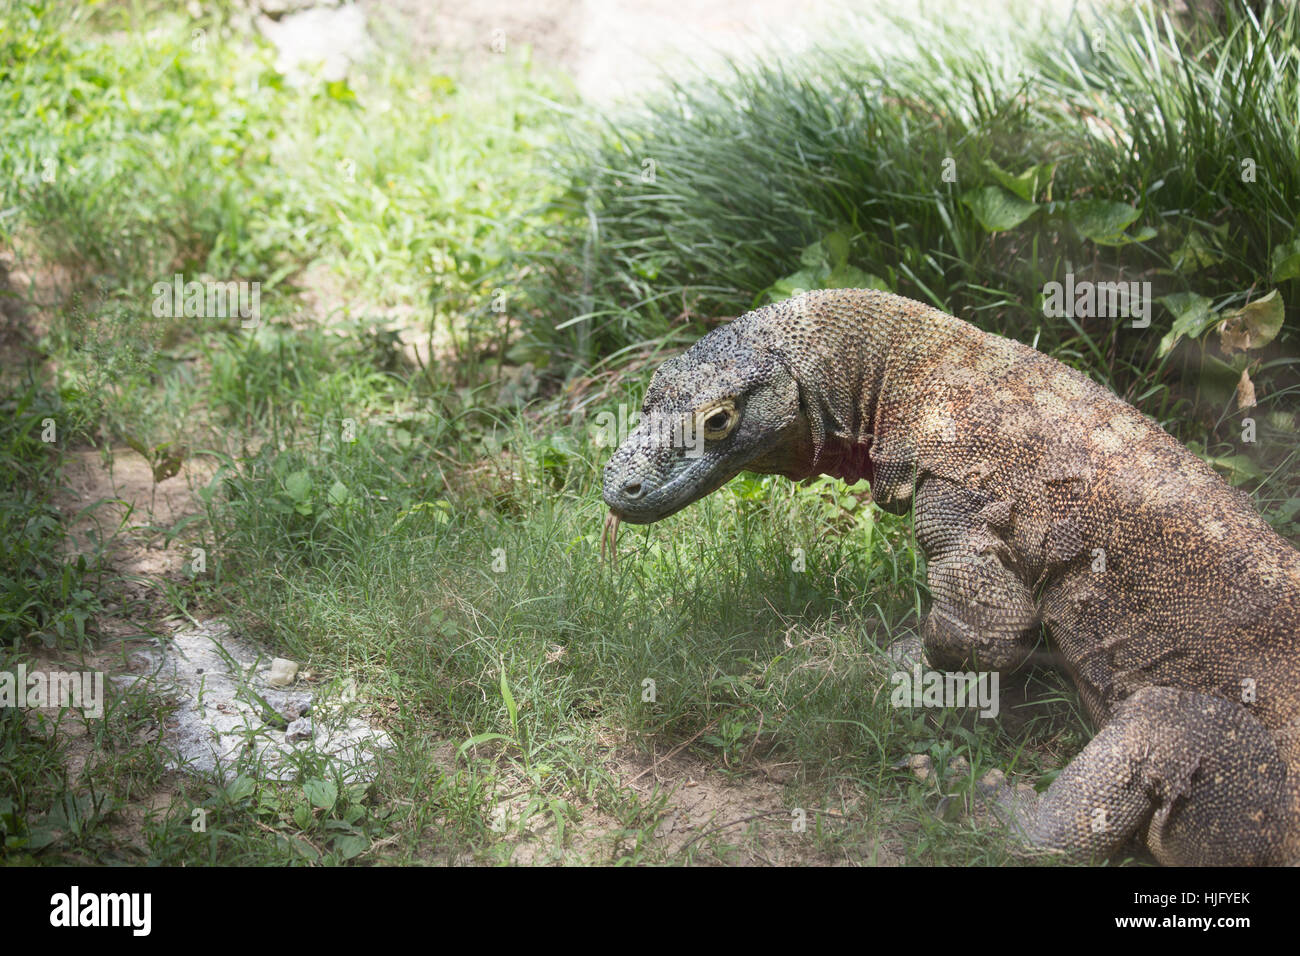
[{"left": 520, "top": 1, "right": 1299, "bottom": 509}]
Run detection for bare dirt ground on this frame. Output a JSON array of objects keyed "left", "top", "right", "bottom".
[{"left": 60, "top": 448, "right": 210, "bottom": 579}]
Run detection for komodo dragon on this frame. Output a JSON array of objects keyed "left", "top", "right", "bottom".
[{"left": 601, "top": 287, "right": 1300, "bottom": 866}]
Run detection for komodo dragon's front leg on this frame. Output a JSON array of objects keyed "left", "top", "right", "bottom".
[
  {"left": 912, "top": 477, "right": 1038, "bottom": 673},
  {"left": 913, "top": 478, "right": 1295, "bottom": 865},
  {"left": 984, "top": 686, "right": 1293, "bottom": 866}
]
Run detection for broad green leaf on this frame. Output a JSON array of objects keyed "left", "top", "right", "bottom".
[
  {"left": 287, "top": 834, "right": 320, "bottom": 860},
  {"left": 25, "top": 826, "right": 58, "bottom": 850},
  {"left": 798, "top": 240, "right": 827, "bottom": 269},
  {"left": 1218, "top": 289, "right": 1284, "bottom": 353},
  {"left": 961, "top": 186, "right": 1038, "bottom": 232},
  {"left": 304, "top": 778, "right": 338, "bottom": 811},
  {"left": 327, "top": 479, "right": 350, "bottom": 505},
  {"left": 766, "top": 269, "right": 822, "bottom": 302},
  {"left": 1172, "top": 230, "right": 1221, "bottom": 273},
  {"left": 333, "top": 833, "right": 368, "bottom": 860},
  {"left": 982, "top": 159, "right": 1057, "bottom": 202},
  {"left": 630, "top": 254, "right": 667, "bottom": 280},
  {"left": 285, "top": 470, "right": 313, "bottom": 515},
  {"left": 505, "top": 341, "right": 550, "bottom": 365},
  {"left": 395, "top": 500, "right": 444, "bottom": 527},
  {"left": 1275, "top": 498, "right": 1300, "bottom": 522},
  {"left": 1205, "top": 454, "right": 1265, "bottom": 486},
  {"left": 823, "top": 230, "right": 851, "bottom": 269},
  {"left": 1066, "top": 200, "right": 1141, "bottom": 244},
  {"left": 323, "top": 79, "right": 357, "bottom": 105},
  {"left": 285, "top": 470, "right": 312, "bottom": 502},
  {"left": 225, "top": 775, "right": 256, "bottom": 803},
  {"left": 1157, "top": 292, "right": 1217, "bottom": 357},
  {"left": 1270, "top": 240, "right": 1300, "bottom": 281},
  {"left": 824, "top": 264, "right": 888, "bottom": 290}
]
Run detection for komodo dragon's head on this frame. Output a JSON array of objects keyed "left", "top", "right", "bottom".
[{"left": 601, "top": 318, "right": 814, "bottom": 537}]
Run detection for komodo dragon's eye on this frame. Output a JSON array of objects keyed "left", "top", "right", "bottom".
[{"left": 698, "top": 402, "right": 738, "bottom": 440}]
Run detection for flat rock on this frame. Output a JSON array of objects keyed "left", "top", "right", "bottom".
[{"left": 114, "top": 620, "right": 389, "bottom": 783}]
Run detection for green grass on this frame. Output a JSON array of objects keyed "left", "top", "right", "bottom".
[
  {"left": 0, "top": 380, "right": 102, "bottom": 649},
  {"left": 3, "top": 0, "right": 1287, "bottom": 866}
]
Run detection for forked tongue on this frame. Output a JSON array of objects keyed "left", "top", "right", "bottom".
[{"left": 600, "top": 510, "right": 621, "bottom": 566}]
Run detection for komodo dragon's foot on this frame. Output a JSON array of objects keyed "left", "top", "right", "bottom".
[
  {"left": 903, "top": 754, "right": 1061, "bottom": 858},
  {"left": 976, "top": 686, "right": 1293, "bottom": 865},
  {"left": 972, "top": 770, "right": 1070, "bottom": 862},
  {"left": 885, "top": 630, "right": 925, "bottom": 670}
]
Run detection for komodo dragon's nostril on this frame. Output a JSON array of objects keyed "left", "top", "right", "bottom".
[{"left": 623, "top": 480, "right": 644, "bottom": 499}]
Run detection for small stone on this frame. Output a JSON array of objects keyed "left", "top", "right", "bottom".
[
  {"left": 279, "top": 693, "right": 313, "bottom": 720},
  {"left": 285, "top": 717, "right": 313, "bottom": 741},
  {"left": 905, "top": 754, "right": 935, "bottom": 782},
  {"left": 267, "top": 658, "right": 299, "bottom": 687}
]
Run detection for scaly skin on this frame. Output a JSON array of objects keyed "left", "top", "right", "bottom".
[{"left": 602, "top": 288, "right": 1300, "bottom": 865}]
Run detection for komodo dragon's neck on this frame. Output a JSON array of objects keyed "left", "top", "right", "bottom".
[
  {"left": 601, "top": 288, "right": 958, "bottom": 523},
  {"left": 755, "top": 290, "right": 901, "bottom": 481}
]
